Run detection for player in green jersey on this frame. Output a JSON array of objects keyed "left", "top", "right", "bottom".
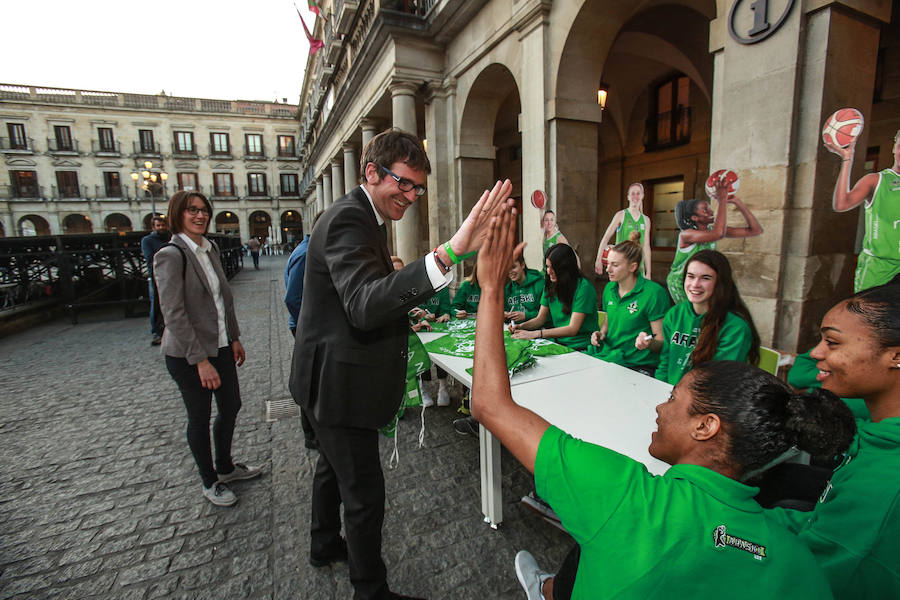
[
  {"left": 470, "top": 204, "right": 854, "bottom": 600},
  {"left": 666, "top": 177, "right": 763, "bottom": 304},
  {"left": 767, "top": 282, "right": 900, "bottom": 599},
  {"left": 541, "top": 209, "right": 570, "bottom": 261},
  {"left": 588, "top": 230, "right": 670, "bottom": 374},
  {"left": 595, "top": 182, "right": 652, "bottom": 278},
  {"left": 826, "top": 129, "right": 900, "bottom": 292},
  {"left": 649, "top": 249, "right": 760, "bottom": 385},
  {"left": 510, "top": 243, "right": 599, "bottom": 350}
]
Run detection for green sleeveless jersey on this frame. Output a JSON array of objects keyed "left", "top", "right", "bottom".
[
  {"left": 543, "top": 230, "right": 564, "bottom": 256},
  {"left": 666, "top": 232, "right": 716, "bottom": 304},
  {"left": 864, "top": 168, "right": 900, "bottom": 260},
  {"left": 616, "top": 209, "right": 647, "bottom": 244}
]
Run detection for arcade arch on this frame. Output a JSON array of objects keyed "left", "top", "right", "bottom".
[
  {"left": 18, "top": 215, "right": 50, "bottom": 237},
  {"left": 249, "top": 210, "right": 272, "bottom": 241},
  {"left": 281, "top": 210, "right": 303, "bottom": 243},
  {"left": 104, "top": 213, "right": 132, "bottom": 233},
  {"left": 62, "top": 214, "right": 92, "bottom": 234},
  {"left": 215, "top": 211, "right": 240, "bottom": 236}
]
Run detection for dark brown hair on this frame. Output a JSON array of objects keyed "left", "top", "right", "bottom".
[
  {"left": 167, "top": 191, "right": 212, "bottom": 235},
  {"left": 359, "top": 129, "right": 430, "bottom": 181},
  {"left": 610, "top": 230, "right": 642, "bottom": 267},
  {"left": 686, "top": 250, "right": 760, "bottom": 366}
]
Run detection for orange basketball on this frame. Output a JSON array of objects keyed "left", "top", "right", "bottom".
[
  {"left": 601, "top": 245, "right": 612, "bottom": 267},
  {"left": 705, "top": 169, "right": 740, "bottom": 200},
  {"left": 822, "top": 108, "right": 864, "bottom": 149}
]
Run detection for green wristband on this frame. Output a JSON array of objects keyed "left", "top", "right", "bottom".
[{"left": 444, "top": 241, "right": 461, "bottom": 264}]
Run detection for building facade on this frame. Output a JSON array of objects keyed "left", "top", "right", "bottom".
[
  {"left": 0, "top": 85, "right": 306, "bottom": 244},
  {"left": 294, "top": 0, "right": 898, "bottom": 351}
]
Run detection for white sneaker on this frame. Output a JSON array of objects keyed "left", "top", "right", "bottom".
[
  {"left": 437, "top": 384, "right": 450, "bottom": 407},
  {"left": 202, "top": 482, "right": 237, "bottom": 506},
  {"left": 218, "top": 462, "right": 262, "bottom": 483},
  {"left": 421, "top": 387, "right": 435, "bottom": 408},
  {"left": 515, "top": 551, "right": 552, "bottom": 600}
]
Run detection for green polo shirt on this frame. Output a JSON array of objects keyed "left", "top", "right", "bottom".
[
  {"left": 451, "top": 279, "right": 481, "bottom": 314},
  {"left": 655, "top": 301, "right": 753, "bottom": 385},
  {"left": 418, "top": 286, "right": 451, "bottom": 318},
  {"left": 535, "top": 426, "right": 833, "bottom": 599},
  {"left": 540, "top": 277, "right": 599, "bottom": 349},
  {"left": 590, "top": 275, "right": 670, "bottom": 367}
]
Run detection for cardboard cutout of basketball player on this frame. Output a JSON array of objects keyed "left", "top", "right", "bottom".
[
  {"left": 823, "top": 109, "right": 900, "bottom": 292},
  {"left": 665, "top": 172, "right": 763, "bottom": 304},
  {"left": 594, "top": 182, "right": 652, "bottom": 278}
]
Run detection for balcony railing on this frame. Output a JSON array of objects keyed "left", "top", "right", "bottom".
[
  {"left": 51, "top": 184, "right": 88, "bottom": 199},
  {"left": 47, "top": 138, "right": 80, "bottom": 154},
  {"left": 0, "top": 137, "right": 35, "bottom": 152},
  {"left": 171, "top": 144, "right": 198, "bottom": 158},
  {"left": 91, "top": 140, "right": 121, "bottom": 155},
  {"left": 94, "top": 185, "right": 127, "bottom": 199},
  {"left": 277, "top": 149, "right": 299, "bottom": 160},
  {"left": 132, "top": 141, "right": 161, "bottom": 156},
  {"left": 0, "top": 183, "right": 44, "bottom": 200},
  {"left": 278, "top": 185, "right": 300, "bottom": 197},
  {"left": 209, "top": 144, "right": 232, "bottom": 159},
  {"left": 243, "top": 144, "right": 266, "bottom": 159}
]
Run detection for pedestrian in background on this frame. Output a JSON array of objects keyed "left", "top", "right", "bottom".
[
  {"left": 141, "top": 215, "right": 170, "bottom": 346},
  {"left": 247, "top": 236, "right": 261, "bottom": 269}
]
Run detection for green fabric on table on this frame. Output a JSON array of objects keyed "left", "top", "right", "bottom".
[
  {"left": 428, "top": 318, "right": 477, "bottom": 334},
  {"left": 464, "top": 336, "right": 535, "bottom": 377},
  {"left": 528, "top": 338, "right": 575, "bottom": 357}
]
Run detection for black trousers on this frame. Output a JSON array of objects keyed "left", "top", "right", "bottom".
[
  {"left": 554, "top": 544, "right": 580, "bottom": 600},
  {"left": 307, "top": 411, "right": 389, "bottom": 600},
  {"left": 166, "top": 347, "right": 241, "bottom": 488}
]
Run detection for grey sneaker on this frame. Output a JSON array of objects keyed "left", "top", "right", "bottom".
[
  {"left": 202, "top": 482, "right": 237, "bottom": 506},
  {"left": 515, "top": 551, "right": 552, "bottom": 600},
  {"left": 218, "top": 463, "right": 261, "bottom": 483}
]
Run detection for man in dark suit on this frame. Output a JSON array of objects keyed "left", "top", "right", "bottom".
[{"left": 290, "top": 129, "right": 512, "bottom": 599}]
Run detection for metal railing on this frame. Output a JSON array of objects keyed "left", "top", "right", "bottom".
[
  {"left": 0, "top": 232, "right": 243, "bottom": 321},
  {"left": 46, "top": 138, "right": 80, "bottom": 153},
  {"left": 91, "top": 139, "right": 121, "bottom": 155},
  {"left": 243, "top": 144, "right": 266, "bottom": 159},
  {"left": 132, "top": 141, "right": 162, "bottom": 156},
  {"left": 0, "top": 137, "right": 35, "bottom": 152}
]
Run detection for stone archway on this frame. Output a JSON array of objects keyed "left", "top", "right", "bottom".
[
  {"left": 280, "top": 210, "right": 303, "bottom": 244},
  {"left": 62, "top": 214, "right": 93, "bottom": 234},
  {"left": 458, "top": 63, "right": 523, "bottom": 250},
  {"left": 18, "top": 214, "right": 51, "bottom": 237},
  {"left": 215, "top": 211, "right": 240, "bottom": 236},
  {"left": 104, "top": 213, "right": 132, "bottom": 233},
  {"left": 248, "top": 210, "right": 272, "bottom": 241}
]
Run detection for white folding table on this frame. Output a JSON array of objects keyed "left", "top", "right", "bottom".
[{"left": 417, "top": 331, "right": 672, "bottom": 528}]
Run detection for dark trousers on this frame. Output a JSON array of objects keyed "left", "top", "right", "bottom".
[
  {"left": 148, "top": 279, "right": 160, "bottom": 335},
  {"left": 289, "top": 328, "right": 318, "bottom": 449},
  {"left": 251, "top": 251, "right": 260, "bottom": 269},
  {"left": 307, "top": 411, "right": 389, "bottom": 600},
  {"left": 166, "top": 347, "right": 242, "bottom": 488},
  {"left": 554, "top": 544, "right": 580, "bottom": 600}
]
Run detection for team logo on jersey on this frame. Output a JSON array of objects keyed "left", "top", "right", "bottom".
[
  {"left": 627, "top": 301, "right": 639, "bottom": 314},
  {"left": 712, "top": 525, "right": 767, "bottom": 560}
]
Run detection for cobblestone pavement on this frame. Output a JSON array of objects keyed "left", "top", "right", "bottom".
[{"left": 0, "top": 254, "right": 571, "bottom": 599}]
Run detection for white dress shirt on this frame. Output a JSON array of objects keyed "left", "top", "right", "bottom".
[{"left": 178, "top": 233, "right": 229, "bottom": 349}]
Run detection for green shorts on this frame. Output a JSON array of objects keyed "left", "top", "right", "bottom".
[{"left": 854, "top": 252, "right": 900, "bottom": 292}]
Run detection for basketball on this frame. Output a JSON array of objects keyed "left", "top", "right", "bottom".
[
  {"left": 822, "top": 108, "right": 864, "bottom": 150},
  {"left": 531, "top": 190, "right": 546, "bottom": 210},
  {"left": 601, "top": 245, "right": 613, "bottom": 267},
  {"left": 705, "top": 169, "right": 740, "bottom": 200}
]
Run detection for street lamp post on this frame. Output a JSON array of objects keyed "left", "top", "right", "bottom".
[{"left": 131, "top": 160, "right": 168, "bottom": 224}]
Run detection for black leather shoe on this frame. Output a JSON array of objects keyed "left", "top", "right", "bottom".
[
  {"left": 384, "top": 592, "right": 426, "bottom": 600},
  {"left": 309, "top": 538, "right": 348, "bottom": 567}
]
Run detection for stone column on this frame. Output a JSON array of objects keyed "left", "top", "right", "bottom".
[
  {"left": 238, "top": 210, "right": 250, "bottom": 242},
  {"left": 0, "top": 213, "right": 14, "bottom": 238},
  {"left": 424, "top": 79, "right": 458, "bottom": 251},
  {"left": 361, "top": 118, "right": 379, "bottom": 150},
  {"left": 518, "top": 12, "right": 551, "bottom": 270},
  {"left": 322, "top": 171, "right": 333, "bottom": 209},
  {"left": 343, "top": 143, "right": 358, "bottom": 194},
  {"left": 708, "top": 2, "right": 889, "bottom": 350},
  {"left": 330, "top": 159, "right": 344, "bottom": 202},
  {"left": 391, "top": 81, "right": 420, "bottom": 264},
  {"left": 315, "top": 177, "right": 325, "bottom": 213}
]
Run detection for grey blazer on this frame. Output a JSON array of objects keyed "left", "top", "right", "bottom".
[{"left": 154, "top": 235, "right": 240, "bottom": 364}]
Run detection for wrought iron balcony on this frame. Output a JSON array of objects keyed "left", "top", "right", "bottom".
[
  {"left": 94, "top": 184, "right": 126, "bottom": 199},
  {"left": 47, "top": 138, "right": 80, "bottom": 154},
  {"left": 51, "top": 184, "right": 87, "bottom": 199},
  {"left": 335, "top": 0, "right": 359, "bottom": 34},
  {"left": 171, "top": 144, "right": 198, "bottom": 158},
  {"left": 243, "top": 144, "right": 267, "bottom": 160},
  {"left": 91, "top": 139, "right": 121, "bottom": 156},
  {"left": 0, "top": 183, "right": 43, "bottom": 200},
  {"left": 278, "top": 184, "right": 300, "bottom": 197},
  {"left": 209, "top": 144, "right": 233, "bottom": 159},
  {"left": 0, "top": 137, "right": 35, "bottom": 153},
  {"left": 132, "top": 141, "right": 162, "bottom": 157}
]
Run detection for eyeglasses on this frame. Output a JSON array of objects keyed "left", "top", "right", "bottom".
[
  {"left": 186, "top": 206, "right": 211, "bottom": 216},
  {"left": 378, "top": 164, "right": 427, "bottom": 197}
]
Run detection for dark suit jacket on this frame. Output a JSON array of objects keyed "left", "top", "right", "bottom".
[
  {"left": 154, "top": 234, "right": 240, "bottom": 365},
  {"left": 289, "top": 186, "right": 435, "bottom": 429}
]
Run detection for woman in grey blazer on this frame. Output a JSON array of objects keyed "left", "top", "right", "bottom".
[{"left": 154, "top": 191, "right": 260, "bottom": 506}]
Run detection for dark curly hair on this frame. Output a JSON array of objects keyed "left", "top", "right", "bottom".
[
  {"left": 688, "top": 361, "right": 856, "bottom": 478},
  {"left": 844, "top": 281, "right": 900, "bottom": 350}
]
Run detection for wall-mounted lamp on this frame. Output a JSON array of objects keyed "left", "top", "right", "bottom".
[{"left": 597, "top": 82, "right": 610, "bottom": 122}]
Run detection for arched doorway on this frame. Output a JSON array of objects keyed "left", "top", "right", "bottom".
[
  {"left": 215, "top": 211, "right": 240, "bottom": 236},
  {"left": 555, "top": 0, "right": 715, "bottom": 277},
  {"left": 281, "top": 210, "right": 303, "bottom": 244},
  {"left": 458, "top": 63, "right": 523, "bottom": 252},
  {"left": 249, "top": 210, "right": 272, "bottom": 241},
  {"left": 104, "top": 213, "right": 132, "bottom": 233},
  {"left": 63, "top": 214, "right": 93, "bottom": 234},
  {"left": 18, "top": 215, "right": 51, "bottom": 237}
]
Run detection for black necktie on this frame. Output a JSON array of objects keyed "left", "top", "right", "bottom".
[{"left": 379, "top": 223, "right": 387, "bottom": 242}]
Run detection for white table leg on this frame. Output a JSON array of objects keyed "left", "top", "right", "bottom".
[{"left": 479, "top": 424, "right": 502, "bottom": 528}]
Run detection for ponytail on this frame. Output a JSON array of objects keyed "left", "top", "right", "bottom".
[
  {"left": 785, "top": 388, "right": 857, "bottom": 459},
  {"left": 610, "top": 230, "right": 643, "bottom": 267}
]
